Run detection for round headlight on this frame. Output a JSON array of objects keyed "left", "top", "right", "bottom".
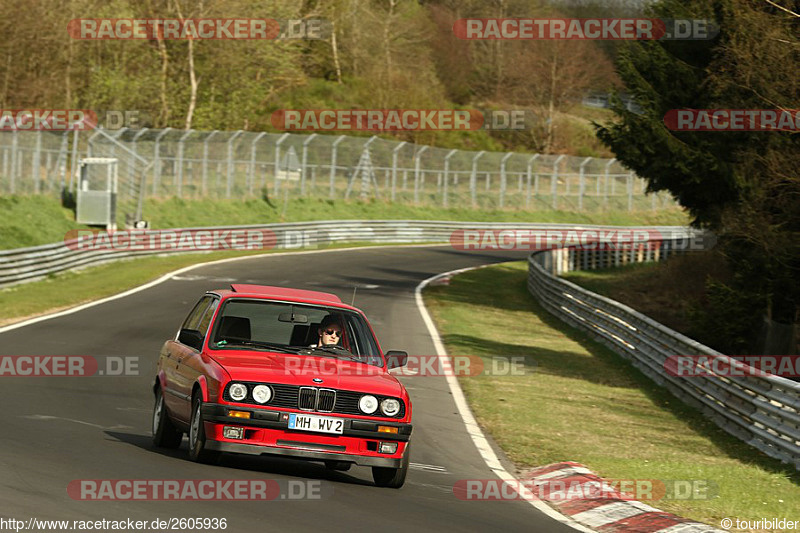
[
  {"left": 252, "top": 385, "right": 272, "bottom": 404},
  {"left": 229, "top": 383, "right": 247, "bottom": 401},
  {"left": 359, "top": 395, "right": 378, "bottom": 414},
  {"left": 381, "top": 398, "right": 401, "bottom": 416}
]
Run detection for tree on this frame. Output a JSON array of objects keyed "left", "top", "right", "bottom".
[
  {"left": 596, "top": 0, "right": 799, "bottom": 343},
  {"left": 425, "top": 0, "right": 618, "bottom": 152}
]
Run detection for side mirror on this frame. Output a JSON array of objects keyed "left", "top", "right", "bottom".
[
  {"left": 384, "top": 350, "right": 408, "bottom": 369},
  {"left": 178, "top": 329, "right": 204, "bottom": 351}
]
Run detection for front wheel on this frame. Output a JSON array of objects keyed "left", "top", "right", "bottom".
[
  {"left": 152, "top": 387, "right": 183, "bottom": 448},
  {"left": 372, "top": 444, "right": 409, "bottom": 488},
  {"left": 188, "top": 392, "right": 221, "bottom": 464}
]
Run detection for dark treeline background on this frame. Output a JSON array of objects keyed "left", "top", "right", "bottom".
[{"left": 0, "top": 0, "right": 647, "bottom": 154}]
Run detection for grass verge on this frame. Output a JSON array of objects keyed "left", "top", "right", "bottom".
[
  {"left": 561, "top": 252, "right": 732, "bottom": 352},
  {"left": 0, "top": 195, "right": 689, "bottom": 250},
  {"left": 423, "top": 262, "right": 800, "bottom": 529}
]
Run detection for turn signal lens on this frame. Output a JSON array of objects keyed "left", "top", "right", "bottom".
[{"left": 228, "top": 410, "right": 251, "bottom": 419}]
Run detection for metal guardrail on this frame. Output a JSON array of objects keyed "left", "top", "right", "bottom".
[
  {"left": 0, "top": 220, "right": 691, "bottom": 288},
  {"left": 527, "top": 246, "right": 800, "bottom": 469}
]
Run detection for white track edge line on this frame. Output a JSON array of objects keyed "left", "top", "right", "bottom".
[
  {"left": 0, "top": 243, "right": 442, "bottom": 335},
  {"left": 414, "top": 266, "right": 594, "bottom": 532}
]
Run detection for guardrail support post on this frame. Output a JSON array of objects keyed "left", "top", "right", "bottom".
[
  {"left": 226, "top": 130, "right": 244, "bottom": 199},
  {"left": 500, "top": 152, "right": 512, "bottom": 209},
  {"left": 177, "top": 129, "right": 193, "bottom": 199},
  {"left": 627, "top": 171, "right": 634, "bottom": 211},
  {"left": 301, "top": 133, "right": 317, "bottom": 197},
  {"left": 68, "top": 130, "right": 80, "bottom": 193},
  {"left": 32, "top": 130, "right": 42, "bottom": 194},
  {"left": 443, "top": 149, "right": 457, "bottom": 208},
  {"left": 274, "top": 133, "right": 290, "bottom": 196},
  {"left": 526, "top": 154, "right": 539, "bottom": 209},
  {"left": 201, "top": 130, "right": 218, "bottom": 197},
  {"left": 391, "top": 141, "right": 406, "bottom": 202},
  {"left": 470, "top": 151, "right": 484, "bottom": 208},
  {"left": 603, "top": 158, "right": 615, "bottom": 209},
  {"left": 552, "top": 155, "right": 566, "bottom": 209},
  {"left": 579, "top": 157, "right": 592, "bottom": 211},
  {"left": 8, "top": 130, "right": 18, "bottom": 193},
  {"left": 248, "top": 132, "right": 267, "bottom": 197},
  {"left": 128, "top": 128, "right": 149, "bottom": 198},
  {"left": 414, "top": 145, "right": 429, "bottom": 204},
  {"left": 329, "top": 135, "right": 345, "bottom": 199},
  {"left": 153, "top": 127, "right": 172, "bottom": 196}
]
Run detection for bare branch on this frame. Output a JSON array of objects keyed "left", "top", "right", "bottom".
[{"left": 764, "top": 0, "right": 800, "bottom": 18}]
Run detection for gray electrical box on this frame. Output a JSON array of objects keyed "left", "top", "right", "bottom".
[
  {"left": 76, "top": 157, "right": 118, "bottom": 230},
  {"left": 276, "top": 146, "right": 301, "bottom": 181}
]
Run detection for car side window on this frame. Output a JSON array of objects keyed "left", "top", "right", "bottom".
[
  {"left": 196, "top": 298, "right": 219, "bottom": 341},
  {"left": 181, "top": 296, "right": 213, "bottom": 332},
  {"left": 347, "top": 314, "right": 382, "bottom": 364}
]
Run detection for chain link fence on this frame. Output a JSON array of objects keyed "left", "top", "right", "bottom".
[{"left": 0, "top": 128, "right": 677, "bottom": 216}]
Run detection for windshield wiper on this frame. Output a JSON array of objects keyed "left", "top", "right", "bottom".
[
  {"left": 215, "top": 339, "right": 299, "bottom": 354},
  {"left": 303, "top": 346, "right": 359, "bottom": 361}
]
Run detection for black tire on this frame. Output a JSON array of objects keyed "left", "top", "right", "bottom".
[
  {"left": 324, "top": 460, "right": 352, "bottom": 472},
  {"left": 152, "top": 387, "right": 183, "bottom": 448},
  {"left": 372, "top": 444, "right": 410, "bottom": 488},
  {"left": 188, "top": 392, "right": 221, "bottom": 464}
]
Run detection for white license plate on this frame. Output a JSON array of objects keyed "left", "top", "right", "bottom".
[{"left": 288, "top": 413, "right": 343, "bottom": 434}]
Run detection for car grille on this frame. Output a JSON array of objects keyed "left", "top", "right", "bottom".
[
  {"left": 224, "top": 382, "right": 405, "bottom": 418},
  {"left": 299, "top": 387, "right": 317, "bottom": 410},
  {"left": 317, "top": 389, "right": 336, "bottom": 412}
]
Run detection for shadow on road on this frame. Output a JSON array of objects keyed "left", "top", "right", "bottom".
[{"left": 104, "top": 430, "right": 375, "bottom": 487}]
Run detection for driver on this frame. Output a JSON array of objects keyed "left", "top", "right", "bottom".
[{"left": 313, "top": 315, "right": 343, "bottom": 347}]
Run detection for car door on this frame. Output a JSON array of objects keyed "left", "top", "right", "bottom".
[
  {"left": 163, "top": 295, "right": 214, "bottom": 422},
  {"left": 172, "top": 296, "right": 220, "bottom": 422}
]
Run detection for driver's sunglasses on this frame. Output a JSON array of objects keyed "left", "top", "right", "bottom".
[{"left": 324, "top": 329, "right": 341, "bottom": 336}]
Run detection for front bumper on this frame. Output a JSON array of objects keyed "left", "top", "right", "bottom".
[{"left": 201, "top": 403, "right": 412, "bottom": 468}]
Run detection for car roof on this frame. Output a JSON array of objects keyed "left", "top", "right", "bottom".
[{"left": 211, "top": 284, "right": 360, "bottom": 311}]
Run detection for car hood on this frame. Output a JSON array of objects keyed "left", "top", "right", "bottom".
[{"left": 211, "top": 351, "right": 404, "bottom": 397}]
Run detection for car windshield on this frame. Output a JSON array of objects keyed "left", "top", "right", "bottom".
[{"left": 209, "top": 298, "right": 383, "bottom": 367}]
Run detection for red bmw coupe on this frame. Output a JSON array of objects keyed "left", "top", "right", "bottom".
[{"left": 152, "top": 284, "right": 411, "bottom": 488}]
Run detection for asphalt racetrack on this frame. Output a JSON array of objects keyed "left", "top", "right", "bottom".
[{"left": 0, "top": 245, "right": 580, "bottom": 533}]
